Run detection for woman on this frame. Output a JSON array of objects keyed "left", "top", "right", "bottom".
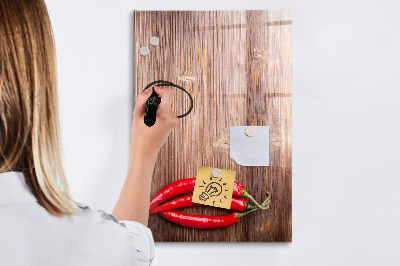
[{"left": 0, "top": 0, "right": 178, "bottom": 265}]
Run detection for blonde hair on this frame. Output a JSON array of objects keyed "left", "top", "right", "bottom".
[{"left": 0, "top": 0, "right": 77, "bottom": 216}]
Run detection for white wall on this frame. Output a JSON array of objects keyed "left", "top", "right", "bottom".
[{"left": 45, "top": 0, "right": 400, "bottom": 265}]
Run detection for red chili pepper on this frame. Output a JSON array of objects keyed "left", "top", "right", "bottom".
[
  {"left": 149, "top": 195, "right": 247, "bottom": 214},
  {"left": 158, "top": 192, "right": 271, "bottom": 229},
  {"left": 159, "top": 210, "right": 246, "bottom": 229},
  {"left": 149, "top": 178, "right": 246, "bottom": 211}
]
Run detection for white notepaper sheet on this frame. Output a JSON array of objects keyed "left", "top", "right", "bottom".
[{"left": 229, "top": 126, "right": 269, "bottom": 166}]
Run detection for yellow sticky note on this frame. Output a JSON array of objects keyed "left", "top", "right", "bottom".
[{"left": 192, "top": 166, "right": 236, "bottom": 209}]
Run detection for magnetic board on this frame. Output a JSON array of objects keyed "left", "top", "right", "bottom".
[{"left": 134, "top": 10, "right": 292, "bottom": 242}]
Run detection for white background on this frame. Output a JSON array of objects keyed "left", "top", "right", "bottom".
[{"left": 45, "top": 0, "right": 400, "bottom": 265}]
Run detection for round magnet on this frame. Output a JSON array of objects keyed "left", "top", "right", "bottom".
[
  {"left": 211, "top": 168, "right": 222, "bottom": 178},
  {"left": 139, "top": 46, "right": 149, "bottom": 56},
  {"left": 149, "top": 36, "right": 160, "bottom": 46},
  {"left": 245, "top": 127, "right": 255, "bottom": 137}
]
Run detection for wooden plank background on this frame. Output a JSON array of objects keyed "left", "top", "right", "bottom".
[{"left": 134, "top": 10, "right": 292, "bottom": 242}]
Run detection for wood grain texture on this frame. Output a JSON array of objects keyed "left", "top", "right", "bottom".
[{"left": 134, "top": 10, "right": 292, "bottom": 242}]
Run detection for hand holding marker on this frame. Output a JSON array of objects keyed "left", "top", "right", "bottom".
[
  {"left": 149, "top": 178, "right": 271, "bottom": 229},
  {"left": 142, "top": 80, "right": 193, "bottom": 127},
  {"left": 131, "top": 80, "right": 193, "bottom": 159}
]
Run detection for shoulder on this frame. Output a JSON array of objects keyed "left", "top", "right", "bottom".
[
  {"left": 74, "top": 202, "right": 155, "bottom": 265},
  {"left": 0, "top": 201, "right": 153, "bottom": 265}
]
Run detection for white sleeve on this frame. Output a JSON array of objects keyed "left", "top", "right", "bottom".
[
  {"left": 76, "top": 203, "right": 156, "bottom": 266},
  {"left": 119, "top": 220, "right": 156, "bottom": 266}
]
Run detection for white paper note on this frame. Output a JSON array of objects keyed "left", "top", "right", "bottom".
[{"left": 230, "top": 126, "right": 269, "bottom": 166}]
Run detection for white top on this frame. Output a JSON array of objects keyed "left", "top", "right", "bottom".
[{"left": 0, "top": 171, "right": 155, "bottom": 266}]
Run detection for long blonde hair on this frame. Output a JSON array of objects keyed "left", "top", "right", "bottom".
[{"left": 0, "top": 0, "right": 77, "bottom": 216}]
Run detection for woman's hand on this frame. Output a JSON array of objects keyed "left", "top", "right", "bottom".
[
  {"left": 130, "top": 87, "right": 179, "bottom": 160},
  {"left": 112, "top": 87, "right": 178, "bottom": 225}
]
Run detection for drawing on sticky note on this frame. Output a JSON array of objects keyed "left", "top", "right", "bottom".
[
  {"left": 199, "top": 181, "right": 223, "bottom": 202},
  {"left": 192, "top": 166, "right": 236, "bottom": 209}
]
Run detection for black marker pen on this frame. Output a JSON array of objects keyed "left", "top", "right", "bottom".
[{"left": 144, "top": 87, "right": 158, "bottom": 127}]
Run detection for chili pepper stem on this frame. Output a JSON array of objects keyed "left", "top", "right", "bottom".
[
  {"left": 242, "top": 190, "right": 271, "bottom": 210},
  {"left": 244, "top": 202, "right": 258, "bottom": 210},
  {"left": 246, "top": 205, "right": 258, "bottom": 210},
  {"left": 235, "top": 207, "right": 260, "bottom": 220},
  {"left": 259, "top": 191, "right": 271, "bottom": 209},
  {"left": 236, "top": 191, "right": 271, "bottom": 220}
]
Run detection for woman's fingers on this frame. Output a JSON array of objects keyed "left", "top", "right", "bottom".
[
  {"left": 157, "top": 87, "right": 175, "bottom": 108},
  {"left": 153, "top": 86, "right": 168, "bottom": 97},
  {"left": 133, "top": 87, "right": 177, "bottom": 124},
  {"left": 133, "top": 89, "right": 152, "bottom": 118}
]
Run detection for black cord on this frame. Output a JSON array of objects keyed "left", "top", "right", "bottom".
[{"left": 143, "top": 80, "right": 193, "bottom": 118}]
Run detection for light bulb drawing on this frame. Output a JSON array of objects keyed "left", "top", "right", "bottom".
[
  {"left": 199, "top": 182, "right": 222, "bottom": 201},
  {"left": 193, "top": 167, "right": 236, "bottom": 208}
]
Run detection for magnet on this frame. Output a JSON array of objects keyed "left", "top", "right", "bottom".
[
  {"left": 211, "top": 168, "right": 222, "bottom": 178},
  {"left": 245, "top": 127, "right": 255, "bottom": 137},
  {"left": 139, "top": 46, "right": 149, "bottom": 56},
  {"left": 149, "top": 36, "right": 160, "bottom": 46}
]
